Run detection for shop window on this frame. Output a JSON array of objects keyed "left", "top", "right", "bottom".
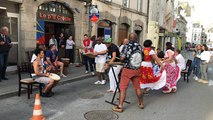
[
  {"left": 137, "top": 0, "right": 142, "bottom": 12},
  {"left": 123, "top": 0, "right": 129, "bottom": 8},
  {"left": 38, "top": 2, "right": 72, "bottom": 15}
]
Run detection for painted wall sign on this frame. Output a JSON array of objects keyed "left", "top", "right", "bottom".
[{"left": 37, "top": 12, "right": 72, "bottom": 23}]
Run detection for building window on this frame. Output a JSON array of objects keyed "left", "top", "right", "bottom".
[
  {"left": 38, "top": 2, "right": 71, "bottom": 15},
  {"left": 123, "top": 0, "right": 129, "bottom": 8},
  {"left": 137, "top": 0, "right": 142, "bottom": 12}
]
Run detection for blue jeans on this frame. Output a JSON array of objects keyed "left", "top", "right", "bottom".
[
  {"left": 82, "top": 55, "right": 94, "bottom": 72},
  {"left": 188, "top": 57, "right": 201, "bottom": 78},
  {"left": 0, "top": 52, "right": 9, "bottom": 79}
]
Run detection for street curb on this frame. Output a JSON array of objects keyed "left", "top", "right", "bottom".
[{"left": 0, "top": 74, "right": 95, "bottom": 100}]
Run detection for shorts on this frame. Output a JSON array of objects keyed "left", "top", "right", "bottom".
[
  {"left": 35, "top": 77, "right": 51, "bottom": 85},
  {"left": 120, "top": 68, "right": 141, "bottom": 91},
  {"left": 96, "top": 63, "right": 105, "bottom": 73}
]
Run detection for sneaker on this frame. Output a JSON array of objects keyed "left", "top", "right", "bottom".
[
  {"left": 91, "top": 72, "right": 95, "bottom": 76},
  {"left": 94, "top": 80, "right": 102, "bottom": 85},
  {"left": 85, "top": 71, "right": 89, "bottom": 74},
  {"left": 60, "top": 74, "right": 67, "bottom": 78},
  {"left": 101, "top": 80, "right": 106, "bottom": 85},
  {"left": 195, "top": 76, "right": 199, "bottom": 81}
]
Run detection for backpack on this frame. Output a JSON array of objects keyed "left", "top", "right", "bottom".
[{"left": 129, "top": 50, "right": 142, "bottom": 69}]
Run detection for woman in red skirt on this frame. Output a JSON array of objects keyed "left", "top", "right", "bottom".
[{"left": 140, "top": 40, "right": 166, "bottom": 94}]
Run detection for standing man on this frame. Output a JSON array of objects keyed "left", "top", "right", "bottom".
[
  {"left": 93, "top": 37, "right": 107, "bottom": 84},
  {"left": 104, "top": 38, "right": 122, "bottom": 92},
  {"left": 119, "top": 38, "right": 129, "bottom": 52},
  {"left": 112, "top": 33, "right": 144, "bottom": 112},
  {"left": 82, "top": 34, "right": 95, "bottom": 75},
  {"left": 0, "top": 26, "right": 12, "bottom": 81},
  {"left": 58, "top": 33, "right": 66, "bottom": 58}
]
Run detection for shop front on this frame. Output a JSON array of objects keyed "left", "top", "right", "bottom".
[{"left": 36, "top": 1, "right": 74, "bottom": 47}]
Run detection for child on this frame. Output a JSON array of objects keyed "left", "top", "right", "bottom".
[{"left": 153, "top": 51, "right": 165, "bottom": 76}]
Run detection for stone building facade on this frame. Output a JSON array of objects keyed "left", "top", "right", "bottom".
[
  {"left": 147, "top": 0, "right": 175, "bottom": 51},
  {"left": 0, "top": 0, "right": 148, "bottom": 65}
]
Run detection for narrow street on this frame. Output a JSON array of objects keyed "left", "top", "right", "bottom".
[{"left": 0, "top": 51, "right": 213, "bottom": 120}]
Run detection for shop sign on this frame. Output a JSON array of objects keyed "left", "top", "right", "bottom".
[{"left": 38, "top": 12, "right": 72, "bottom": 22}]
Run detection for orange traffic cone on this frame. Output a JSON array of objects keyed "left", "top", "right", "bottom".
[{"left": 31, "top": 94, "right": 46, "bottom": 120}]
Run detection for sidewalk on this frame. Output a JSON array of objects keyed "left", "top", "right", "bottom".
[{"left": 0, "top": 64, "right": 95, "bottom": 99}]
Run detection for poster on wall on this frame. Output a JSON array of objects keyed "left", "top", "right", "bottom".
[
  {"left": 104, "top": 28, "right": 111, "bottom": 39},
  {"left": 36, "top": 20, "right": 45, "bottom": 44}
]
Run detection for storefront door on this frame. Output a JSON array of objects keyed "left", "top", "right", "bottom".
[{"left": 7, "top": 13, "right": 19, "bottom": 66}]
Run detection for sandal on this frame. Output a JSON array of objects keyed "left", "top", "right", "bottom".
[
  {"left": 143, "top": 91, "right": 149, "bottom": 96},
  {"left": 112, "top": 106, "right": 123, "bottom": 113},
  {"left": 138, "top": 104, "right": 144, "bottom": 109},
  {"left": 107, "top": 89, "right": 114, "bottom": 92}
]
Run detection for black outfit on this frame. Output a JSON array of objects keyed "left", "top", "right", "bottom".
[
  {"left": 107, "top": 43, "right": 120, "bottom": 62},
  {"left": 65, "top": 49, "right": 74, "bottom": 63},
  {"left": 58, "top": 37, "right": 66, "bottom": 58},
  {"left": 0, "top": 34, "right": 12, "bottom": 81}
]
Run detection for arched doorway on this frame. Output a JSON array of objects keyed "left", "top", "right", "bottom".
[
  {"left": 36, "top": 1, "right": 74, "bottom": 46},
  {"left": 97, "top": 19, "right": 114, "bottom": 38},
  {"left": 118, "top": 23, "right": 129, "bottom": 45}
]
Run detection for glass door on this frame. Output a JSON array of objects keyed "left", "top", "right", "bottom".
[{"left": 7, "top": 13, "right": 19, "bottom": 66}]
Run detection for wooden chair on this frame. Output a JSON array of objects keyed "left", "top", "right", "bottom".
[
  {"left": 17, "top": 63, "right": 42, "bottom": 99},
  {"left": 181, "top": 60, "right": 192, "bottom": 83}
]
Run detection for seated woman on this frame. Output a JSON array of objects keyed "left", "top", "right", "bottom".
[
  {"left": 33, "top": 48, "right": 59, "bottom": 97},
  {"left": 140, "top": 40, "right": 167, "bottom": 94}
]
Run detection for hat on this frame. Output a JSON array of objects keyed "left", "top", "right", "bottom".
[{"left": 104, "top": 38, "right": 112, "bottom": 43}]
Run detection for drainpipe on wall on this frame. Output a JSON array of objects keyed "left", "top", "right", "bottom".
[{"left": 146, "top": 0, "right": 150, "bottom": 33}]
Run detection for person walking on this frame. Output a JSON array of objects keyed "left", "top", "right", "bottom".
[
  {"left": 0, "top": 26, "right": 12, "bottom": 82},
  {"left": 49, "top": 34, "right": 58, "bottom": 51},
  {"left": 93, "top": 37, "right": 107, "bottom": 84},
  {"left": 188, "top": 44, "right": 202, "bottom": 80},
  {"left": 198, "top": 44, "right": 211, "bottom": 84},
  {"left": 162, "top": 42, "right": 181, "bottom": 93},
  {"left": 82, "top": 34, "right": 95, "bottom": 75},
  {"left": 112, "top": 33, "right": 144, "bottom": 112},
  {"left": 65, "top": 36, "right": 75, "bottom": 64}
]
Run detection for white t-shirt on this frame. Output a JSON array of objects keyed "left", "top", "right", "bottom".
[
  {"left": 200, "top": 51, "right": 211, "bottom": 63},
  {"left": 175, "top": 54, "right": 186, "bottom": 70},
  {"left": 94, "top": 43, "right": 107, "bottom": 63}
]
